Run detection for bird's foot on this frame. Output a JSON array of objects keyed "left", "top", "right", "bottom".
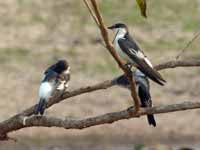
[
  {"left": 127, "top": 106, "right": 134, "bottom": 111},
  {"left": 22, "top": 116, "right": 28, "bottom": 126},
  {"left": 124, "top": 63, "right": 133, "bottom": 77},
  {"left": 22, "top": 115, "right": 43, "bottom": 126},
  {"left": 127, "top": 106, "right": 140, "bottom": 117},
  {"left": 60, "top": 88, "right": 69, "bottom": 98}
]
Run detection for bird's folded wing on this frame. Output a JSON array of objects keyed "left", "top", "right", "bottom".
[
  {"left": 118, "top": 38, "right": 140, "bottom": 56},
  {"left": 42, "top": 69, "right": 58, "bottom": 82},
  {"left": 118, "top": 38, "right": 166, "bottom": 85},
  {"left": 44, "top": 64, "right": 56, "bottom": 74}
]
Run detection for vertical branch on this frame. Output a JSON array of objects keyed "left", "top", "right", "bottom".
[
  {"left": 82, "top": 0, "right": 107, "bottom": 49},
  {"left": 84, "top": 0, "right": 140, "bottom": 112},
  {"left": 83, "top": 0, "right": 100, "bottom": 27}
]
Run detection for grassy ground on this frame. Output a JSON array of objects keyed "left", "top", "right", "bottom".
[{"left": 0, "top": 0, "right": 200, "bottom": 149}]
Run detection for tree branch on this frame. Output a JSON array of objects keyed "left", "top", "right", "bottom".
[
  {"left": 175, "top": 30, "right": 200, "bottom": 60},
  {"left": 3, "top": 101, "right": 200, "bottom": 140},
  {"left": 155, "top": 59, "right": 200, "bottom": 70},
  {"left": 83, "top": 0, "right": 100, "bottom": 27},
  {"left": 0, "top": 80, "right": 113, "bottom": 140},
  {"left": 0, "top": 59, "right": 200, "bottom": 140}
]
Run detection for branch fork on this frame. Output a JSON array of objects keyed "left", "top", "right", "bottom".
[{"left": 84, "top": 0, "right": 141, "bottom": 111}]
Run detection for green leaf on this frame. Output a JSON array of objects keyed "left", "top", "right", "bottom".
[{"left": 136, "top": 0, "right": 147, "bottom": 18}]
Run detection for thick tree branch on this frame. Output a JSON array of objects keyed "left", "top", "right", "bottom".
[
  {"left": 0, "top": 59, "right": 200, "bottom": 140},
  {"left": 5, "top": 101, "right": 200, "bottom": 135},
  {"left": 0, "top": 80, "right": 113, "bottom": 140}
]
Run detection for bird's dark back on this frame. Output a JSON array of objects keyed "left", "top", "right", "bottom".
[
  {"left": 124, "top": 33, "right": 141, "bottom": 52},
  {"left": 45, "top": 60, "right": 69, "bottom": 74},
  {"left": 42, "top": 69, "right": 58, "bottom": 82}
]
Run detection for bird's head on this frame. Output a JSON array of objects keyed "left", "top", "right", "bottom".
[
  {"left": 108, "top": 23, "right": 128, "bottom": 32},
  {"left": 55, "top": 60, "right": 69, "bottom": 74},
  {"left": 108, "top": 23, "right": 128, "bottom": 38}
]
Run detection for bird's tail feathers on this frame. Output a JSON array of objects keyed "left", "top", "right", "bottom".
[
  {"left": 35, "top": 98, "right": 46, "bottom": 115},
  {"left": 133, "top": 55, "right": 166, "bottom": 85},
  {"left": 138, "top": 64, "right": 166, "bottom": 86},
  {"left": 147, "top": 114, "right": 156, "bottom": 127}
]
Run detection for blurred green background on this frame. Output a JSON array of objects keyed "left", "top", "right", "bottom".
[{"left": 0, "top": 0, "right": 200, "bottom": 149}]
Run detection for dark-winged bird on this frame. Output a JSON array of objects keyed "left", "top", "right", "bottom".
[
  {"left": 108, "top": 23, "right": 166, "bottom": 86},
  {"left": 112, "top": 69, "right": 156, "bottom": 127},
  {"left": 35, "top": 60, "right": 70, "bottom": 115}
]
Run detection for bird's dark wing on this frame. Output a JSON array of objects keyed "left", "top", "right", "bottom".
[
  {"left": 118, "top": 38, "right": 166, "bottom": 86},
  {"left": 44, "top": 64, "right": 56, "bottom": 75},
  {"left": 124, "top": 33, "right": 141, "bottom": 52},
  {"left": 42, "top": 69, "right": 58, "bottom": 82},
  {"left": 137, "top": 82, "right": 152, "bottom": 107}
]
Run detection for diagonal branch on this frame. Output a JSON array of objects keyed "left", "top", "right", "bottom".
[
  {"left": 83, "top": 0, "right": 100, "bottom": 27},
  {"left": 176, "top": 30, "right": 200, "bottom": 60},
  {"left": 89, "top": 0, "right": 140, "bottom": 111},
  {"left": 82, "top": 0, "right": 107, "bottom": 49}
]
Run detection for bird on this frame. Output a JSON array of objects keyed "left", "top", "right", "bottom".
[
  {"left": 35, "top": 60, "right": 70, "bottom": 115},
  {"left": 112, "top": 69, "right": 156, "bottom": 127},
  {"left": 108, "top": 23, "right": 166, "bottom": 86}
]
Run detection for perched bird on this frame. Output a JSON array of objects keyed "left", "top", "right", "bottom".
[
  {"left": 35, "top": 60, "right": 70, "bottom": 115},
  {"left": 112, "top": 69, "right": 156, "bottom": 127},
  {"left": 108, "top": 23, "right": 166, "bottom": 86},
  {"left": 44, "top": 60, "right": 70, "bottom": 91}
]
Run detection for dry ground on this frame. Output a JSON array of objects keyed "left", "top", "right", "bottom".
[{"left": 0, "top": 0, "right": 200, "bottom": 149}]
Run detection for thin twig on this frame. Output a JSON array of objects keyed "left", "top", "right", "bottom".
[
  {"left": 176, "top": 30, "right": 200, "bottom": 60},
  {"left": 83, "top": 0, "right": 99, "bottom": 27},
  {"left": 82, "top": 0, "right": 107, "bottom": 50}
]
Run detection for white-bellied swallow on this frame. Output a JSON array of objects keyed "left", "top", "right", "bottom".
[
  {"left": 108, "top": 23, "right": 166, "bottom": 86},
  {"left": 112, "top": 69, "right": 156, "bottom": 127},
  {"left": 35, "top": 60, "right": 70, "bottom": 115}
]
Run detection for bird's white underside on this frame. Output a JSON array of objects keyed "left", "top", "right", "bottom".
[
  {"left": 57, "top": 67, "right": 70, "bottom": 90},
  {"left": 114, "top": 29, "right": 134, "bottom": 64},
  {"left": 39, "top": 82, "right": 53, "bottom": 100},
  {"left": 64, "top": 66, "right": 70, "bottom": 75},
  {"left": 57, "top": 81, "right": 68, "bottom": 90},
  {"left": 38, "top": 66, "right": 70, "bottom": 102}
]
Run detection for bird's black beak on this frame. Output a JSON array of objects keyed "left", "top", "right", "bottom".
[{"left": 107, "top": 25, "right": 115, "bottom": 30}]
